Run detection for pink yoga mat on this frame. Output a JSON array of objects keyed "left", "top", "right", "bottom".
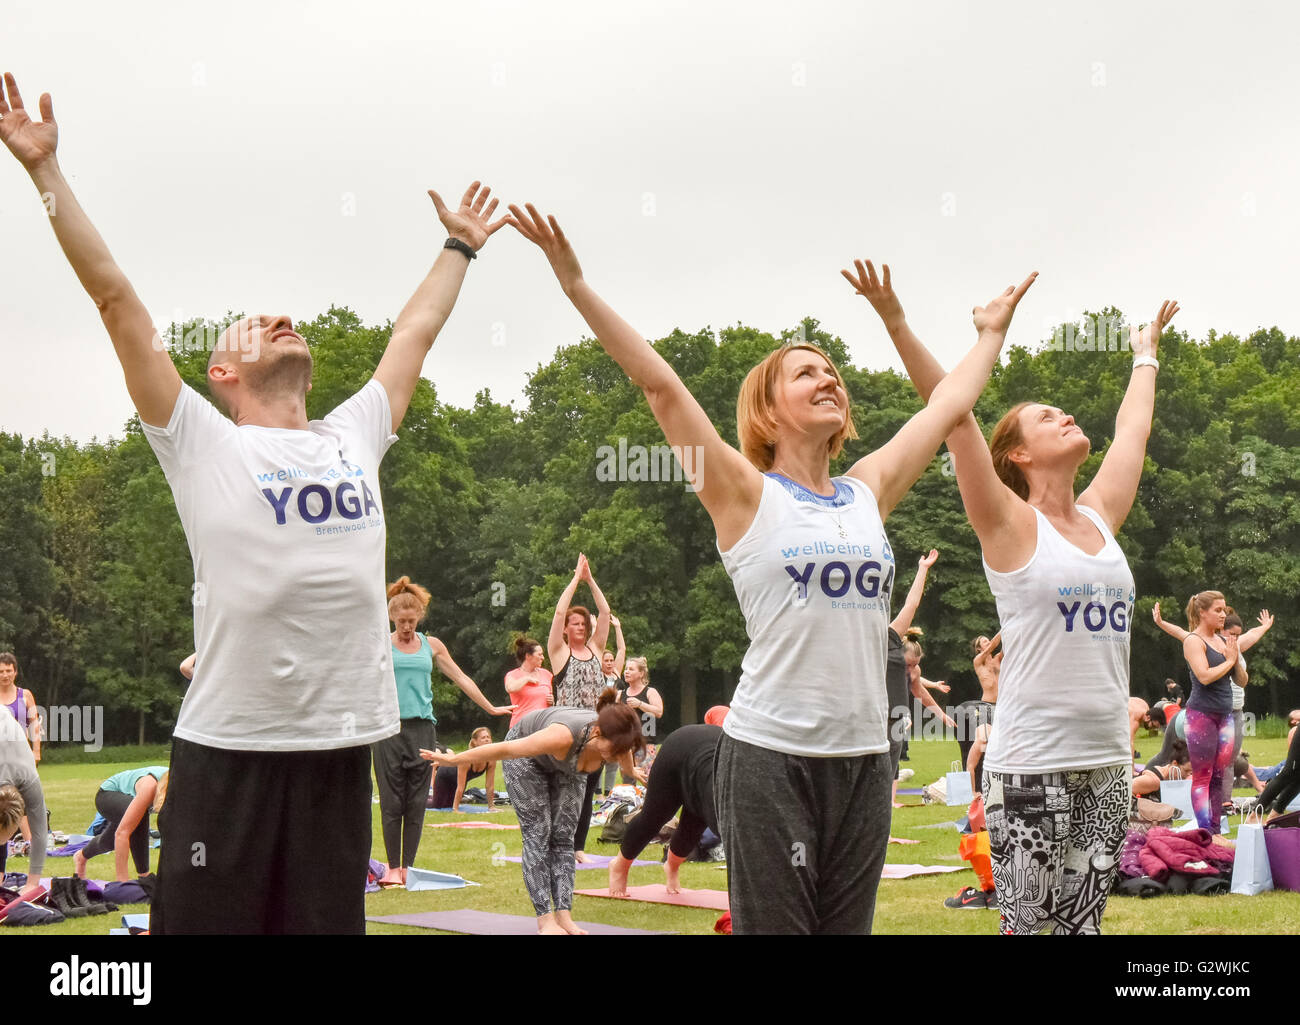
[
  {"left": 367, "top": 909, "right": 668, "bottom": 935},
  {"left": 575, "top": 884, "right": 730, "bottom": 910},
  {"left": 881, "top": 864, "right": 967, "bottom": 879},
  {"left": 502, "top": 854, "right": 659, "bottom": 870},
  {"left": 427, "top": 821, "right": 519, "bottom": 830}
]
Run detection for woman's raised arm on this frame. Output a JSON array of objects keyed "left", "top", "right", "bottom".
[
  {"left": 845, "top": 261, "right": 1035, "bottom": 562},
  {"left": 889, "top": 548, "right": 938, "bottom": 636},
  {"left": 509, "top": 204, "right": 763, "bottom": 548},
  {"left": 1078, "top": 302, "right": 1179, "bottom": 533}
]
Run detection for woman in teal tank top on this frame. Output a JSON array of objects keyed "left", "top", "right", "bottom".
[
  {"left": 74, "top": 765, "right": 169, "bottom": 883},
  {"left": 373, "top": 578, "right": 514, "bottom": 887}
]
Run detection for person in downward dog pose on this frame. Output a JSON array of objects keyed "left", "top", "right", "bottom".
[
  {"left": 0, "top": 72, "right": 509, "bottom": 932},
  {"left": 422, "top": 689, "right": 641, "bottom": 934},
  {"left": 548, "top": 554, "right": 615, "bottom": 862},
  {"left": 853, "top": 256, "right": 1177, "bottom": 934},
  {"left": 375, "top": 578, "right": 512, "bottom": 885},
  {"left": 607, "top": 722, "right": 722, "bottom": 896},
  {"left": 73, "top": 766, "right": 168, "bottom": 883},
  {"left": 511, "top": 199, "right": 1034, "bottom": 933}
]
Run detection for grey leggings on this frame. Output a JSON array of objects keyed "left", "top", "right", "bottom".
[{"left": 502, "top": 730, "right": 585, "bottom": 916}]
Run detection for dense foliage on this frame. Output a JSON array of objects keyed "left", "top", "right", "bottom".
[{"left": 4, "top": 307, "right": 1297, "bottom": 743}]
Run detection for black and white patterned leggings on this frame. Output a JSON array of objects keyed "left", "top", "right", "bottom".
[
  {"left": 983, "top": 764, "right": 1129, "bottom": 935},
  {"left": 502, "top": 741, "right": 585, "bottom": 917}
]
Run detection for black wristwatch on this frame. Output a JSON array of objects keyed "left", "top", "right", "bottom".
[{"left": 444, "top": 237, "right": 477, "bottom": 260}]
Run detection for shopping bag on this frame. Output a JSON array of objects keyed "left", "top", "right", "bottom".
[
  {"left": 1263, "top": 810, "right": 1300, "bottom": 893},
  {"left": 1159, "top": 766, "right": 1195, "bottom": 821},
  {"left": 1229, "top": 808, "right": 1273, "bottom": 896},
  {"left": 946, "top": 760, "right": 973, "bottom": 807}
]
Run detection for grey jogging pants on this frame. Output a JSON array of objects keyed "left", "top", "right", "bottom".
[{"left": 714, "top": 732, "right": 892, "bottom": 934}]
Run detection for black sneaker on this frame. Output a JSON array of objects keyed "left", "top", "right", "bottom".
[
  {"left": 943, "top": 886, "right": 988, "bottom": 910},
  {"left": 985, "top": 890, "right": 999, "bottom": 910}
]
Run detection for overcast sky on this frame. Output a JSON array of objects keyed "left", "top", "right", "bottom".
[{"left": 3, "top": 0, "right": 1297, "bottom": 442}]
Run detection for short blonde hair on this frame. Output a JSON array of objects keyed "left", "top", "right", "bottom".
[
  {"left": 736, "top": 345, "right": 859, "bottom": 471},
  {"left": 626, "top": 656, "right": 650, "bottom": 685}
]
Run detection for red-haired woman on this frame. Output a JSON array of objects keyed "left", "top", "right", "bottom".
[
  {"left": 423, "top": 688, "right": 642, "bottom": 934},
  {"left": 510, "top": 201, "right": 1032, "bottom": 933},
  {"left": 547, "top": 553, "right": 614, "bottom": 861},
  {"left": 375, "top": 577, "right": 513, "bottom": 886},
  {"left": 860, "top": 259, "right": 1177, "bottom": 934}
]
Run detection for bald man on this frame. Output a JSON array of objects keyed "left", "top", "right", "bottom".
[{"left": 2, "top": 72, "right": 507, "bottom": 933}]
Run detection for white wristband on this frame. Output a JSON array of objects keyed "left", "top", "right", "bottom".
[{"left": 1132, "top": 355, "right": 1160, "bottom": 372}]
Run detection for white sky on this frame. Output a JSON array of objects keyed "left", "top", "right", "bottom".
[{"left": 3, "top": 0, "right": 1297, "bottom": 442}]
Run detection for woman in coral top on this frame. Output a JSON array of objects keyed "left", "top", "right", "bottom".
[{"left": 505, "top": 637, "right": 554, "bottom": 727}]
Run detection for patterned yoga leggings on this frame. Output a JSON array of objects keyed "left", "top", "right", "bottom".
[
  {"left": 1185, "top": 708, "right": 1235, "bottom": 830},
  {"left": 501, "top": 728, "right": 585, "bottom": 917},
  {"left": 983, "top": 765, "right": 1129, "bottom": 935}
]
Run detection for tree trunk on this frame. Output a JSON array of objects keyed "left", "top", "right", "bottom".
[
  {"left": 138, "top": 708, "right": 145, "bottom": 746},
  {"left": 680, "top": 663, "right": 698, "bottom": 725}
]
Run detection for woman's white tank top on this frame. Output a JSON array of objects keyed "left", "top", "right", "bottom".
[
  {"left": 719, "top": 473, "right": 896, "bottom": 757},
  {"left": 983, "top": 504, "right": 1134, "bottom": 774}
]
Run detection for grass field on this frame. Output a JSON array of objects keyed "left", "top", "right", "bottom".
[{"left": 5, "top": 732, "right": 1297, "bottom": 935}]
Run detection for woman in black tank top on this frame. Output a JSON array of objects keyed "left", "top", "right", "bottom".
[{"left": 618, "top": 657, "right": 663, "bottom": 779}]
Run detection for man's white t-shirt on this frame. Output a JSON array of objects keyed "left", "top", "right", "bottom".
[{"left": 142, "top": 380, "right": 401, "bottom": 751}]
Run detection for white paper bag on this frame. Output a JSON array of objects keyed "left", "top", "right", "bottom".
[
  {"left": 1159, "top": 766, "right": 1195, "bottom": 822},
  {"left": 945, "top": 760, "right": 973, "bottom": 807},
  {"left": 1230, "top": 808, "right": 1273, "bottom": 896}
]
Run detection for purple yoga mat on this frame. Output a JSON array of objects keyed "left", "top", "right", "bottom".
[
  {"left": 500, "top": 854, "right": 658, "bottom": 870},
  {"left": 367, "top": 909, "right": 668, "bottom": 935},
  {"left": 896, "top": 788, "right": 924, "bottom": 796}
]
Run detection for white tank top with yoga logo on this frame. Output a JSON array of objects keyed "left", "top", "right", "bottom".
[
  {"left": 719, "top": 473, "right": 896, "bottom": 758},
  {"left": 983, "top": 504, "right": 1134, "bottom": 774}
]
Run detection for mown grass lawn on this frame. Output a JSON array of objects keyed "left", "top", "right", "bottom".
[{"left": 5, "top": 732, "right": 1297, "bottom": 936}]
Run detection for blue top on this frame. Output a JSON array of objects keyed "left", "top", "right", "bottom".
[
  {"left": 393, "top": 635, "right": 437, "bottom": 722},
  {"left": 1186, "top": 638, "right": 1233, "bottom": 716},
  {"left": 101, "top": 765, "right": 168, "bottom": 797}
]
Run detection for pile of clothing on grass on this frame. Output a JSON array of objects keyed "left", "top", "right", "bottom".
[{"left": 1113, "top": 824, "right": 1236, "bottom": 898}]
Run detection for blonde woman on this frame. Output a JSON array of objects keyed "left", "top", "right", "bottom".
[
  {"left": 431, "top": 727, "right": 499, "bottom": 812},
  {"left": 375, "top": 577, "right": 513, "bottom": 885},
  {"left": 861, "top": 256, "right": 1177, "bottom": 934},
  {"left": 618, "top": 656, "right": 664, "bottom": 780},
  {"left": 73, "top": 766, "right": 168, "bottom": 883},
  {"left": 511, "top": 201, "right": 1032, "bottom": 933}
]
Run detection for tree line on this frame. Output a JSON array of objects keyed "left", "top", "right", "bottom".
[{"left": 2, "top": 307, "right": 1297, "bottom": 746}]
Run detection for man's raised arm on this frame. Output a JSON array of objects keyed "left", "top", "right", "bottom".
[
  {"left": 0, "top": 73, "right": 179, "bottom": 426},
  {"left": 373, "top": 181, "right": 507, "bottom": 433}
]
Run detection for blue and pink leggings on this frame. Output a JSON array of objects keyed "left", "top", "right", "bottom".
[{"left": 1185, "top": 708, "right": 1235, "bottom": 830}]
